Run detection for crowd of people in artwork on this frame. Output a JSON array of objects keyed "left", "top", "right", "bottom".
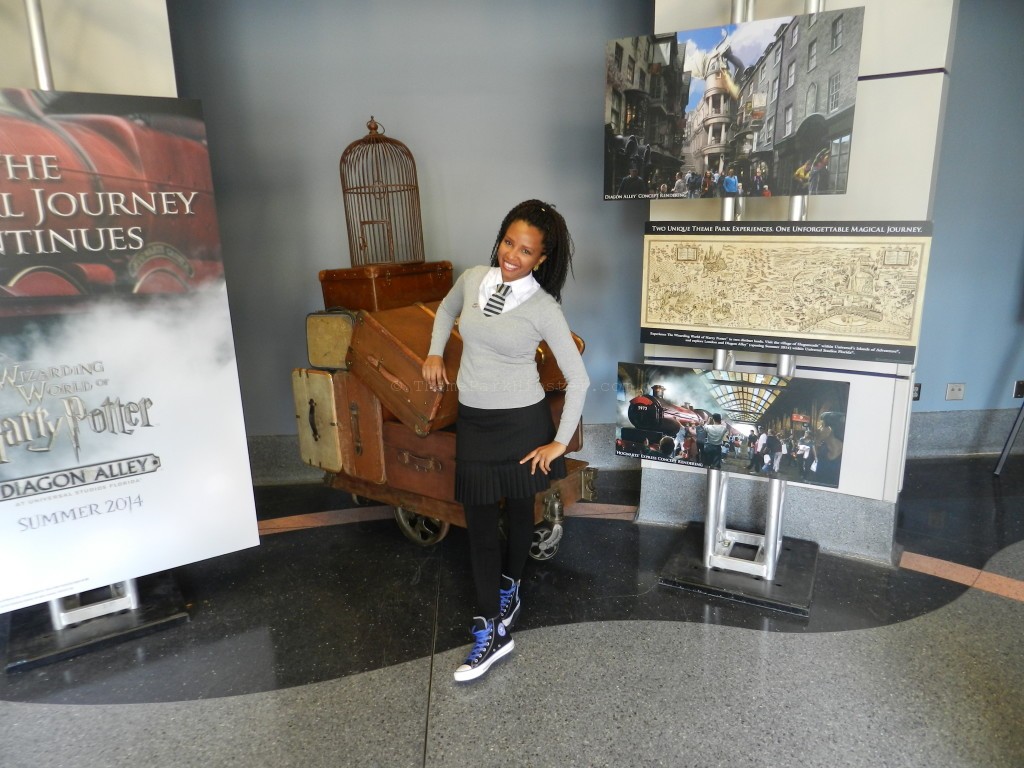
[
  {"left": 616, "top": 146, "right": 837, "bottom": 200},
  {"left": 631, "top": 412, "right": 845, "bottom": 487},
  {"left": 620, "top": 384, "right": 846, "bottom": 487},
  {"left": 735, "top": 414, "right": 845, "bottom": 486},
  {"left": 618, "top": 165, "right": 773, "bottom": 199}
]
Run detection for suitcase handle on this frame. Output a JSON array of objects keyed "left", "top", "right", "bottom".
[
  {"left": 349, "top": 403, "right": 363, "bottom": 455},
  {"left": 366, "top": 354, "right": 410, "bottom": 393},
  {"left": 307, "top": 399, "right": 320, "bottom": 442},
  {"left": 396, "top": 449, "right": 441, "bottom": 473}
]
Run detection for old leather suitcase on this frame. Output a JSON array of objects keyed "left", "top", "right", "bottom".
[
  {"left": 382, "top": 421, "right": 457, "bottom": 502},
  {"left": 347, "top": 302, "right": 462, "bottom": 436},
  {"left": 379, "top": 394, "right": 580, "bottom": 504},
  {"left": 291, "top": 368, "right": 385, "bottom": 482},
  {"left": 319, "top": 260, "right": 453, "bottom": 312},
  {"left": 306, "top": 308, "right": 357, "bottom": 369}
]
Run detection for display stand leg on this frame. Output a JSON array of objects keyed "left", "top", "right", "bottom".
[
  {"left": 659, "top": 470, "right": 818, "bottom": 615},
  {"left": 47, "top": 580, "right": 140, "bottom": 629},
  {"left": 993, "top": 398, "right": 1024, "bottom": 477},
  {"left": 4, "top": 573, "right": 189, "bottom": 673}
]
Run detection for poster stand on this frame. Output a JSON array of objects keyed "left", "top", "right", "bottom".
[
  {"left": 657, "top": 1, "right": 821, "bottom": 611},
  {"left": 993, "top": 398, "right": 1024, "bottom": 476},
  {"left": 4, "top": 573, "right": 189, "bottom": 673},
  {"left": 2, "top": 0, "right": 189, "bottom": 673}
]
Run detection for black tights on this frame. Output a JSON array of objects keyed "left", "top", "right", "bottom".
[{"left": 464, "top": 497, "right": 534, "bottom": 618}]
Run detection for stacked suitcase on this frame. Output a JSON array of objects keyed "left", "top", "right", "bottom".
[{"left": 292, "top": 260, "right": 589, "bottom": 543}]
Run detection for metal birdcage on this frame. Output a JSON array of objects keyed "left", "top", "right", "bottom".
[{"left": 339, "top": 117, "right": 425, "bottom": 266}]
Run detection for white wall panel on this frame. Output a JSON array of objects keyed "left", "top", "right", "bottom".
[{"left": 0, "top": 0, "right": 175, "bottom": 96}]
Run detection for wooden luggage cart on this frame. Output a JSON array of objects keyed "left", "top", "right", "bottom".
[{"left": 323, "top": 457, "right": 595, "bottom": 560}]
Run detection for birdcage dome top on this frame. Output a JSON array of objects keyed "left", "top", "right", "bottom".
[{"left": 338, "top": 117, "right": 424, "bottom": 265}]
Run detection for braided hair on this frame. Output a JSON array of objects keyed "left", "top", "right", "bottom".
[{"left": 489, "top": 199, "right": 574, "bottom": 302}]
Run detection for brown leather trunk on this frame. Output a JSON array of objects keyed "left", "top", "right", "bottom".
[
  {"left": 379, "top": 394, "right": 578, "bottom": 504},
  {"left": 306, "top": 308, "right": 357, "bottom": 369},
  {"left": 347, "top": 302, "right": 461, "bottom": 436},
  {"left": 319, "top": 260, "right": 453, "bottom": 312},
  {"left": 382, "top": 422, "right": 457, "bottom": 502},
  {"left": 291, "top": 368, "right": 385, "bottom": 482}
]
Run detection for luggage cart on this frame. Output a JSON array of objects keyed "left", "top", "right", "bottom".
[{"left": 323, "top": 458, "right": 596, "bottom": 560}]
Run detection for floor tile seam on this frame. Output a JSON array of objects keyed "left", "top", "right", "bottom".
[
  {"left": 255, "top": 503, "right": 637, "bottom": 536},
  {"left": 899, "top": 550, "right": 1024, "bottom": 603}
]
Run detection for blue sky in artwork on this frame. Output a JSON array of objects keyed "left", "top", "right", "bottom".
[{"left": 677, "top": 17, "right": 792, "bottom": 112}]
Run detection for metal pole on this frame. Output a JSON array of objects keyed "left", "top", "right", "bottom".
[
  {"left": 713, "top": 348, "right": 734, "bottom": 371},
  {"left": 994, "top": 399, "right": 1024, "bottom": 476},
  {"left": 763, "top": 476, "right": 786, "bottom": 580},
  {"left": 23, "top": 0, "right": 54, "bottom": 90}
]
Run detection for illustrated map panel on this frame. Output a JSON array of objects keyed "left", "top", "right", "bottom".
[{"left": 640, "top": 221, "right": 932, "bottom": 363}]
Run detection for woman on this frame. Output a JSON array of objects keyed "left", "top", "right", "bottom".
[
  {"left": 422, "top": 199, "right": 589, "bottom": 682},
  {"left": 811, "top": 412, "right": 845, "bottom": 486}
]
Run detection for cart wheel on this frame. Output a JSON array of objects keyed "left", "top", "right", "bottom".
[
  {"left": 529, "top": 523, "right": 563, "bottom": 561},
  {"left": 394, "top": 506, "right": 450, "bottom": 546}
]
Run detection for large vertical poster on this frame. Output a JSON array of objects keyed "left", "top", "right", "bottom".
[{"left": 0, "top": 89, "right": 258, "bottom": 613}]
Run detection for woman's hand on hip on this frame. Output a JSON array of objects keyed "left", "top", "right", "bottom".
[
  {"left": 520, "top": 441, "right": 566, "bottom": 475},
  {"left": 421, "top": 355, "right": 449, "bottom": 392}
]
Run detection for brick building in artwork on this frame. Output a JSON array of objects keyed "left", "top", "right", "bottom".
[{"left": 697, "top": 7, "right": 864, "bottom": 196}]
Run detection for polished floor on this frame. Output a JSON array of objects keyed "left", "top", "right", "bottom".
[{"left": 1, "top": 456, "right": 1022, "bottom": 767}]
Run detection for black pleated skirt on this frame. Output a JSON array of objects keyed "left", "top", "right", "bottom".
[{"left": 455, "top": 398, "right": 567, "bottom": 505}]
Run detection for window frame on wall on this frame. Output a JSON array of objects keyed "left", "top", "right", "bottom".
[
  {"left": 787, "top": 61, "right": 796, "bottom": 89},
  {"left": 784, "top": 105, "right": 793, "bottom": 137},
  {"left": 829, "top": 133, "right": 852, "bottom": 192},
  {"left": 806, "top": 82, "right": 818, "bottom": 115},
  {"left": 828, "top": 73, "right": 841, "bottom": 112},
  {"left": 808, "top": 40, "right": 818, "bottom": 71},
  {"left": 831, "top": 15, "right": 844, "bottom": 51}
]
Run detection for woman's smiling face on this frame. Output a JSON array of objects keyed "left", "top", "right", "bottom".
[{"left": 497, "top": 219, "right": 546, "bottom": 283}]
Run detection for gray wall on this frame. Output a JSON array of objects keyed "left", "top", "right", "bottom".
[
  {"left": 914, "top": 0, "right": 1024, "bottom": 414},
  {"left": 164, "top": 0, "right": 1023, "bottom": 442},
  {"left": 167, "top": 0, "right": 653, "bottom": 436}
]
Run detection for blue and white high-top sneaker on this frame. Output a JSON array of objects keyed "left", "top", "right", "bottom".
[
  {"left": 453, "top": 616, "right": 514, "bottom": 682},
  {"left": 498, "top": 574, "right": 521, "bottom": 629}
]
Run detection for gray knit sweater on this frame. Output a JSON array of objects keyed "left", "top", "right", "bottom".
[{"left": 428, "top": 265, "right": 589, "bottom": 447}]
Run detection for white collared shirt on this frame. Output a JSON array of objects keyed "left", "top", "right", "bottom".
[{"left": 477, "top": 266, "right": 540, "bottom": 314}]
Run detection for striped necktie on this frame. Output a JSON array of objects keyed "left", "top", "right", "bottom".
[{"left": 482, "top": 283, "right": 512, "bottom": 317}]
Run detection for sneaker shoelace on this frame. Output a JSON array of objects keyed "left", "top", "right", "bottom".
[
  {"left": 499, "top": 583, "right": 517, "bottom": 614},
  {"left": 466, "top": 622, "right": 493, "bottom": 663}
]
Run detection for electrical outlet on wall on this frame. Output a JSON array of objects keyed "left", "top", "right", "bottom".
[
  {"left": 945, "top": 383, "right": 965, "bottom": 400},
  {"left": 912, "top": 383, "right": 921, "bottom": 401},
  {"left": 1014, "top": 380, "right": 1024, "bottom": 399}
]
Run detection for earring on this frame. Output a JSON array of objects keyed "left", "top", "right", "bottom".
[{"left": 533, "top": 264, "right": 540, "bottom": 271}]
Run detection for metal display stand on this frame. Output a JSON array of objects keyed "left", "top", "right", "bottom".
[
  {"left": 994, "top": 398, "right": 1024, "bottom": 476},
  {"left": 658, "top": 0, "right": 820, "bottom": 615},
  {"left": 3, "top": 0, "right": 189, "bottom": 673}
]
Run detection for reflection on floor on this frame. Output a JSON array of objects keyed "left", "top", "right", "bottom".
[{"left": 1, "top": 455, "right": 1022, "bottom": 767}]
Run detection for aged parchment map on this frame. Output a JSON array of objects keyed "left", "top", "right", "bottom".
[{"left": 642, "top": 234, "right": 931, "bottom": 345}]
